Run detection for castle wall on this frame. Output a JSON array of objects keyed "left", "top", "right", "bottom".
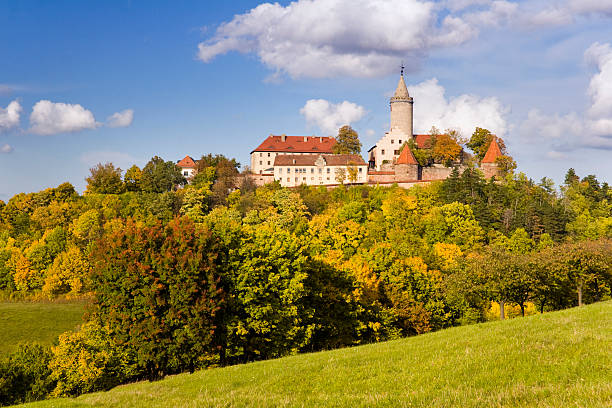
[
  {"left": 421, "top": 164, "right": 454, "bottom": 181},
  {"left": 480, "top": 163, "right": 500, "bottom": 179}
]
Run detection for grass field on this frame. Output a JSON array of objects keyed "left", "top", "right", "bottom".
[
  {"left": 0, "top": 301, "right": 85, "bottom": 354},
  {"left": 22, "top": 301, "right": 612, "bottom": 408}
]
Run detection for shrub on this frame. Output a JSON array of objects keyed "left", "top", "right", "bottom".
[{"left": 0, "top": 344, "right": 55, "bottom": 405}]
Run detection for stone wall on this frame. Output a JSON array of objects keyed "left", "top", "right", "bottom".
[{"left": 480, "top": 163, "right": 500, "bottom": 179}]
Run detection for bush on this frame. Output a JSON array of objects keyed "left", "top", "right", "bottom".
[
  {"left": 0, "top": 344, "right": 55, "bottom": 405},
  {"left": 50, "top": 322, "right": 133, "bottom": 397}
]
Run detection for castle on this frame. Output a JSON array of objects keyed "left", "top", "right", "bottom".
[{"left": 179, "top": 73, "right": 503, "bottom": 187}]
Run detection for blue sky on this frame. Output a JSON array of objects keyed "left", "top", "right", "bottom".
[{"left": 1, "top": 0, "right": 612, "bottom": 200}]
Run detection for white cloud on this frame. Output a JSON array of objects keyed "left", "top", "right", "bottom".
[
  {"left": 300, "top": 99, "right": 366, "bottom": 135},
  {"left": 463, "top": 1, "right": 519, "bottom": 27},
  {"left": 366, "top": 129, "right": 376, "bottom": 137},
  {"left": 107, "top": 109, "right": 134, "bottom": 128},
  {"left": 568, "top": 0, "right": 612, "bottom": 16},
  {"left": 585, "top": 42, "right": 612, "bottom": 120},
  {"left": 408, "top": 78, "right": 509, "bottom": 138},
  {"left": 197, "top": 0, "right": 477, "bottom": 79},
  {"left": 29, "top": 100, "right": 99, "bottom": 135},
  {"left": 0, "top": 100, "right": 22, "bottom": 132},
  {"left": 519, "top": 42, "right": 612, "bottom": 151},
  {"left": 79, "top": 150, "right": 141, "bottom": 170},
  {"left": 546, "top": 150, "right": 569, "bottom": 160},
  {"left": 0, "top": 144, "right": 13, "bottom": 154}
]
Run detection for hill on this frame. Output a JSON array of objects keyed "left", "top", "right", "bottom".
[
  {"left": 0, "top": 301, "right": 85, "bottom": 354},
  {"left": 21, "top": 301, "right": 612, "bottom": 408}
]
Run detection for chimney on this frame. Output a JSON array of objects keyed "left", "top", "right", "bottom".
[
  {"left": 292, "top": 158, "right": 296, "bottom": 164},
  {"left": 281, "top": 134, "right": 286, "bottom": 142},
  {"left": 319, "top": 137, "right": 323, "bottom": 143},
  {"left": 304, "top": 136, "right": 308, "bottom": 142}
]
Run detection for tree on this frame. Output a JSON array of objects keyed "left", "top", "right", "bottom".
[
  {"left": 333, "top": 125, "right": 362, "bottom": 154},
  {"left": 140, "top": 156, "right": 186, "bottom": 193},
  {"left": 123, "top": 165, "right": 142, "bottom": 192},
  {"left": 85, "top": 163, "right": 125, "bottom": 194},
  {"left": 433, "top": 132, "right": 463, "bottom": 166},
  {"left": 335, "top": 167, "right": 347, "bottom": 185},
  {"left": 467, "top": 128, "right": 509, "bottom": 162},
  {"left": 347, "top": 162, "right": 359, "bottom": 183},
  {"left": 89, "top": 217, "right": 225, "bottom": 379}
]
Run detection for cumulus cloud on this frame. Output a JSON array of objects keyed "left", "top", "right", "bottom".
[
  {"left": 520, "top": 42, "right": 612, "bottom": 151},
  {"left": 0, "top": 100, "right": 22, "bottom": 132},
  {"left": 29, "top": 100, "right": 99, "bottom": 135},
  {"left": 198, "top": 0, "right": 477, "bottom": 79},
  {"left": 300, "top": 99, "right": 366, "bottom": 135},
  {"left": 0, "top": 144, "right": 13, "bottom": 154},
  {"left": 106, "top": 109, "right": 134, "bottom": 128},
  {"left": 408, "top": 78, "right": 509, "bottom": 138}
]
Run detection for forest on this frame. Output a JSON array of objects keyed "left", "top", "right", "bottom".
[{"left": 0, "top": 149, "right": 611, "bottom": 405}]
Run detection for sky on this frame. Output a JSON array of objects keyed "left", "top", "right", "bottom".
[{"left": 2, "top": 0, "right": 612, "bottom": 200}]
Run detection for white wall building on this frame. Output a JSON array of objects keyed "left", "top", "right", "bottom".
[
  {"left": 250, "top": 134, "right": 336, "bottom": 175},
  {"left": 273, "top": 154, "right": 367, "bottom": 187},
  {"left": 177, "top": 155, "right": 198, "bottom": 179}
]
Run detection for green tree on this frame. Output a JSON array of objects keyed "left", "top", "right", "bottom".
[
  {"left": 140, "top": 156, "right": 186, "bottom": 193},
  {"left": 333, "top": 125, "right": 362, "bottom": 154},
  {"left": 85, "top": 163, "right": 125, "bottom": 194},
  {"left": 123, "top": 165, "right": 142, "bottom": 192}
]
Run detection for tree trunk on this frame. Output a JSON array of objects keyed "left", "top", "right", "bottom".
[
  {"left": 520, "top": 302, "right": 525, "bottom": 317},
  {"left": 499, "top": 300, "right": 505, "bottom": 320},
  {"left": 578, "top": 282, "right": 583, "bottom": 307}
]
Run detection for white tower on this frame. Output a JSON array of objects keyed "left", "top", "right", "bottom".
[{"left": 389, "top": 71, "right": 413, "bottom": 138}]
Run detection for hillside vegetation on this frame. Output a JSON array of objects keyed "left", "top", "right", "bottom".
[
  {"left": 0, "top": 302, "right": 84, "bottom": 354},
  {"left": 22, "top": 301, "right": 612, "bottom": 408}
]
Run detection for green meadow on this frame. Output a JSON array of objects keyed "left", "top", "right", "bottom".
[
  {"left": 0, "top": 301, "right": 85, "bottom": 354},
  {"left": 21, "top": 301, "right": 612, "bottom": 408}
]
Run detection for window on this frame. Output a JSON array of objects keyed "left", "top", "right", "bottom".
[
  {"left": 286, "top": 178, "right": 289, "bottom": 182},
  {"left": 318, "top": 168, "right": 322, "bottom": 174},
  {"left": 311, "top": 168, "right": 314, "bottom": 173},
  {"left": 295, "top": 177, "right": 298, "bottom": 182},
  {"left": 267, "top": 152, "right": 270, "bottom": 157},
  {"left": 394, "top": 150, "right": 400, "bottom": 155},
  {"left": 260, "top": 153, "right": 262, "bottom": 157},
  {"left": 359, "top": 168, "right": 362, "bottom": 173},
  {"left": 382, "top": 149, "right": 385, "bottom": 155},
  {"left": 287, "top": 168, "right": 291, "bottom": 173},
  {"left": 279, "top": 168, "right": 282, "bottom": 174},
  {"left": 259, "top": 161, "right": 262, "bottom": 165},
  {"left": 327, "top": 177, "right": 330, "bottom": 181},
  {"left": 267, "top": 161, "right": 270, "bottom": 165},
  {"left": 303, "top": 177, "right": 306, "bottom": 181},
  {"left": 391, "top": 139, "right": 394, "bottom": 144},
  {"left": 183, "top": 171, "right": 189, "bottom": 176},
  {"left": 399, "top": 139, "right": 402, "bottom": 144},
  {"left": 327, "top": 168, "right": 330, "bottom": 173}
]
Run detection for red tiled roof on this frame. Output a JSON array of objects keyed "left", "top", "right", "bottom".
[
  {"left": 414, "top": 134, "right": 437, "bottom": 149},
  {"left": 274, "top": 154, "right": 366, "bottom": 166},
  {"left": 482, "top": 138, "right": 503, "bottom": 163},
  {"left": 177, "top": 155, "right": 197, "bottom": 168},
  {"left": 396, "top": 146, "right": 418, "bottom": 165},
  {"left": 252, "top": 135, "right": 336, "bottom": 153}
]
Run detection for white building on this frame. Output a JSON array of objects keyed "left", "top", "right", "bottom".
[
  {"left": 250, "top": 134, "right": 336, "bottom": 175},
  {"left": 177, "top": 155, "right": 198, "bottom": 179},
  {"left": 273, "top": 154, "right": 367, "bottom": 187}
]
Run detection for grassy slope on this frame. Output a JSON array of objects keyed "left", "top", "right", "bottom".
[
  {"left": 24, "top": 301, "right": 612, "bottom": 408},
  {"left": 0, "top": 301, "right": 85, "bottom": 354}
]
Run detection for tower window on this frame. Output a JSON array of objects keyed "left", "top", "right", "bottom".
[
  {"left": 381, "top": 149, "right": 385, "bottom": 155},
  {"left": 391, "top": 139, "right": 394, "bottom": 144}
]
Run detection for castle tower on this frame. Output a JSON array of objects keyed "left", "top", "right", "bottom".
[{"left": 390, "top": 71, "right": 413, "bottom": 138}]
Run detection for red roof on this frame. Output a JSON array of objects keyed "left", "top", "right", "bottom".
[
  {"left": 396, "top": 146, "right": 418, "bottom": 165},
  {"left": 274, "top": 154, "right": 365, "bottom": 166},
  {"left": 482, "top": 138, "right": 503, "bottom": 163},
  {"left": 177, "top": 155, "right": 197, "bottom": 168},
  {"left": 252, "top": 135, "right": 336, "bottom": 153},
  {"left": 414, "top": 134, "right": 437, "bottom": 149}
]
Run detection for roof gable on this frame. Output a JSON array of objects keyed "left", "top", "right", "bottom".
[
  {"left": 177, "top": 155, "right": 197, "bottom": 168},
  {"left": 252, "top": 135, "right": 336, "bottom": 153},
  {"left": 396, "top": 146, "right": 418, "bottom": 165},
  {"left": 482, "top": 138, "right": 503, "bottom": 163}
]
